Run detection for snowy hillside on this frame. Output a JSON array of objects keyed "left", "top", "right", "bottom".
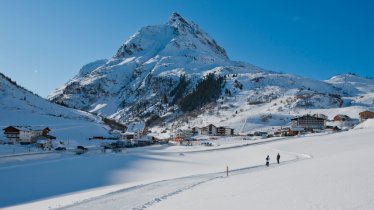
[
  {"left": 0, "top": 72, "right": 109, "bottom": 143},
  {"left": 49, "top": 13, "right": 374, "bottom": 132},
  {"left": 326, "top": 73, "right": 374, "bottom": 107},
  {"left": 173, "top": 72, "right": 374, "bottom": 134}
]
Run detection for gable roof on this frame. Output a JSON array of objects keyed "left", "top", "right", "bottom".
[
  {"left": 359, "top": 110, "right": 374, "bottom": 115},
  {"left": 3, "top": 126, "right": 50, "bottom": 132},
  {"left": 334, "top": 114, "right": 350, "bottom": 119},
  {"left": 207, "top": 124, "right": 217, "bottom": 128}
]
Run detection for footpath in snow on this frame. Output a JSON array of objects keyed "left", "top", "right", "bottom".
[{"left": 58, "top": 149, "right": 309, "bottom": 210}]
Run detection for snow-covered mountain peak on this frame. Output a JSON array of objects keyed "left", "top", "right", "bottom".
[
  {"left": 113, "top": 12, "right": 228, "bottom": 61},
  {"left": 327, "top": 73, "right": 374, "bottom": 84},
  {"left": 325, "top": 74, "right": 374, "bottom": 102},
  {"left": 49, "top": 13, "right": 373, "bottom": 128},
  {"left": 167, "top": 12, "right": 229, "bottom": 60},
  {"left": 167, "top": 12, "right": 191, "bottom": 29},
  {"left": 166, "top": 12, "right": 203, "bottom": 37}
]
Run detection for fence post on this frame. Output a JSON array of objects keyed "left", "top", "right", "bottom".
[{"left": 226, "top": 166, "right": 229, "bottom": 177}]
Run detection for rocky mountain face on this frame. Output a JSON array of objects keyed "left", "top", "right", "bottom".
[{"left": 48, "top": 13, "right": 373, "bottom": 128}]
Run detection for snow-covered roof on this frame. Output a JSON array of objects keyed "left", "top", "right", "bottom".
[
  {"left": 137, "top": 136, "right": 152, "bottom": 142},
  {"left": 313, "top": 114, "right": 328, "bottom": 119},
  {"left": 154, "top": 133, "right": 171, "bottom": 140},
  {"left": 36, "top": 139, "right": 48, "bottom": 144},
  {"left": 217, "top": 126, "right": 233, "bottom": 129},
  {"left": 291, "top": 115, "right": 325, "bottom": 121},
  {"left": 334, "top": 114, "right": 351, "bottom": 119},
  {"left": 5, "top": 126, "right": 50, "bottom": 131}
]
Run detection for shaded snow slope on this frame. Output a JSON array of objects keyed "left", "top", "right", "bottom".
[
  {"left": 0, "top": 137, "right": 294, "bottom": 208},
  {"left": 0, "top": 73, "right": 109, "bottom": 143}
]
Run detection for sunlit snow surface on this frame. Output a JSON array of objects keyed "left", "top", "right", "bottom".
[{"left": 1, "top": 120, "right": 374, "bottom": 210}]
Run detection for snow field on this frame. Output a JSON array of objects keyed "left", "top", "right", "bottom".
[
  {"left": 2, "top": 122, "right": 374, "bottom": 209},
  {"left": 1, "top": 136, "right": 300, "bottom": 209},
  {"left": 150, "top": 128, "right": 374, "bottom": 210}
]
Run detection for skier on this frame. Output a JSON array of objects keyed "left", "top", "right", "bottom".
[
  {"left": 266, "top": 155, "right": 270, "bottom": 167},
  {"left": 277, "top": 153, "right": 280, "bottom": 164}
]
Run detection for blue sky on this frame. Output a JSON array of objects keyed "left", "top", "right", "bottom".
[{"left": 0, "top": 0, "right": 373, "bottom": 97}]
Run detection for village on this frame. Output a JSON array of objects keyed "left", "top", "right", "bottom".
[{"left": 1, "top": 110, "right": 374, "bottom": 156}]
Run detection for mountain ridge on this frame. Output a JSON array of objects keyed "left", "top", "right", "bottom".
[{"left": 48, "top": 13, "right": 374, "bottom": 130}]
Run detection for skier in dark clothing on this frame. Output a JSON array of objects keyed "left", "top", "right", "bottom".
[
  {"left": 266, "top": 155, "right": 270, "bottom": 167},
  {"left": 277, "top": 153, "right": 280, "bottom": 164}
]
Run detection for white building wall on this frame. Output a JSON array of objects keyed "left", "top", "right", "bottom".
[
  {"left": 225, "top": 128, "right": 233, "bottom": 135},
  {"left": 19, "top": 130, "right": 43, "bottom": 143}
]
